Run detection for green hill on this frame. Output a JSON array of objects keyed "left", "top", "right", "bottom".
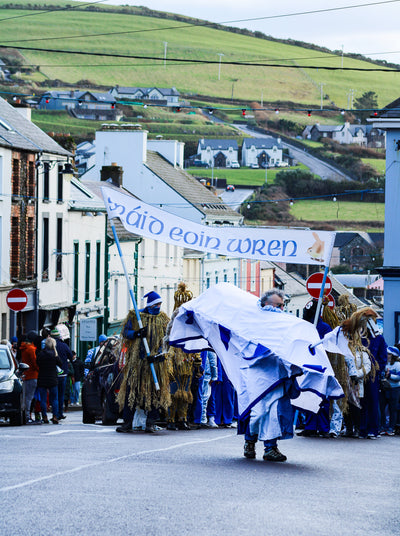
[{"left": 0, "top": 0, "right": 398, "bottom": 109}]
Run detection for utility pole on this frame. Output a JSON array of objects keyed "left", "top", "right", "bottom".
[
  {"left": 341, "top": 45, "right": 344, "bottom": 69},
  {"left": 217, "top": 53, "right": 224, "bottom": 81},
  {"left": 261, "top": 89, "right": 263, "bottom": 107},
  {"left": 164, "top": 41, "right": 168, "bottom": 69}
]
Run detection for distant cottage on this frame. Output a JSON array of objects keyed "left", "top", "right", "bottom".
[
  {"left": 303, "top": 121, "right": 385, "bottom": 148},
  {"left": 197, "top": 139, "right": 239, "bottom": 168},
  {"left": 38, "top": 90, "right": 120, "bottom": 121},
  {"left": 109, "top": 86, "right": 181, "bottom": 107}
]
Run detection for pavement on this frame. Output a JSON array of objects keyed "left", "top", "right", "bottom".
[{"left": 1, "top": 410, "right": 398, "bottom": 536}]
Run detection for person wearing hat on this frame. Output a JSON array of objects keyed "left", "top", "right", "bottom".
[
  {"left": 84, "top": 334, "right": 108, "bottom": 376},
  {"left": 116, "top": 291, "right": 171, "bottom": 433},
  {"left": 380, "top": 346, "right": 400, "bottom": 435}
]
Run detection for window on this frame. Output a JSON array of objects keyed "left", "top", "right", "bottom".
[
  {"left": 73, "top": 242, "right": 79, "bottom": 303},
  {"left": 56, "top": 217, "right": 62, "bottom": 279},
  {"left": 27, "top": 217, "right": 35, "bottom": 278},
  {"left": 12, "top": 158, "right": 20, "bottom": 197},
  {"left": 43, "top": 163, "right": 50, "bottom": 201},
  {"left": 42, "top": 217, "right": 49, "bottom": 281},
  {"left": 85, "top": 242, "right": 90, "bottom": 302},
  {"left": 165, "top": 243, "right": 170, "bottom": 266},
  {"left": 153, "top": 241, "right": 158, "bottom": 266},
  {"left": 27, "top": 161, "right": 35, "bottom": 200},
  {"left": 95, "top": 241, "right": 101, "bottom": 300},
  {"left": 57, "top": 164, "right": 63, "bottom": 202},
  {"left": 206, "top": 277, "right": 210, "bottom": 289}
]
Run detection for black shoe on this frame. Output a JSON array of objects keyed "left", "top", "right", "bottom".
[
  {"left": 244, "top": 440, "right": 256, "bottom": 459},
  {"left": 167, "top": 422, "right": 177, "bottom": 431},
  {"left": 263, "top": 447, "right": 287, "bottom": 462},
  {"left": 296, "top": 429, "right": 317, "bottom": 437},
  {"left": 116, "top": 423, "right": 133, "bottom": 433},
  {"left": 59, "top": 415, "right": 67, "bottom": 420},
  {"left": 176, "top": 421, "right": 190, "bottom": 431}
]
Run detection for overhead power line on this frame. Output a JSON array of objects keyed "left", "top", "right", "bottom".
[
  {"left": 0, "top": 44, "right": 398, "bottom": 72},
  {"left": 0, "top": 1, "right": 398, "bottom": 44}
]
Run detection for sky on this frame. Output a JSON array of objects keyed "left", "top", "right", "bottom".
[{"left": 88, "top": 0, "right": 400, "bottom": 65}]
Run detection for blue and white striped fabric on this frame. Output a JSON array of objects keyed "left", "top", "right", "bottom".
[{"left": 169, "top": 283, "right": 343, "bottom": 419}]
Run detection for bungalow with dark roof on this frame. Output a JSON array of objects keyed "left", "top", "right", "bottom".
[
  {"left": 38, "top": 90, "right": 120, "bottom": 120},
  {"left": 197, "top": 138, "right": 239, "bottom": 168},
  {"left": 109, "top": 86, "right": 181, "bottom": 107},
  {"left": 241, "top": 137, "right": 283, "bottom": 167}
]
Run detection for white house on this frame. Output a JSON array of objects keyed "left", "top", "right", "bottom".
[
  {"left": 0, "top": 98, "right": 72, "bottom": 339},
  {"left": 197, "top": 139, "right": 239, "bottom": 168},
  {"left": 109, "top": 86, "right": 181, "bottom": 107},
  {"left": 241, "top": 138, "right": 283, "bottom": 167},
  {"left": 81, "top": 125, "right": 242, "bottom": 226}
]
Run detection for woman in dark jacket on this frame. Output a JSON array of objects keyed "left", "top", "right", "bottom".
[{"left": 37, "top": 337, "right": 63, "bottom": 424}]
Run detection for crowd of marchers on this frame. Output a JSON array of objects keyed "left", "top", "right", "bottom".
[{"left": 3, "top": 286, "right": 399, "bottom": 465}]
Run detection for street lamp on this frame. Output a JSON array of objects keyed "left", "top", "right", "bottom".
[{"left": 217, "top": 53, "right": 224, "bottom": 81}]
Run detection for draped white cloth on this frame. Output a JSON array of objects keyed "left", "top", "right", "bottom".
[{"left": 169, "top": 283, "right": 343, "bottom": 419}]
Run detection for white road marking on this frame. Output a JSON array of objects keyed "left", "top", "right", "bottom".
[{"left": 0, "top": 433, "right": 234, "bottom": 492}]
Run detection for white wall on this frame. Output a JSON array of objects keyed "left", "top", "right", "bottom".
[
  {"left": 91, "top": 129, "right": 204, "bottom": 223},
  {"left": 108, "top": 237, "right": 184, "bottom": 322},
  {"left": 147, "top": 139, "right": 184, "bottom": 167},
  {"left": 36, "top": 153, "right": 70, "bottom": 308}
]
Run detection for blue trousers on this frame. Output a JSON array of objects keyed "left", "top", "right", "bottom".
[
  {"left": 360, "top": 377, "right": 380, "bottom": 437},
  {"left": 213, "top": 370, "right": 235, "bottom": 425},
  {"left": 38, "top": 386, "right": 59, "bottom": 419}
]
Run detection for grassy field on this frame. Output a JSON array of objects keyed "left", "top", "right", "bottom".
[
  {"left": 0, "top": 1, "right": 398, "bottom": 109},
  {"left": 186, "top": 163, "right": 310, "bottom": 185},
  {"left": 362, "top": 158, "right": 386, "bottom": 175},
  {"left": 31, "top": 108, "right": 243, "bottom": 141},
  {"left": 290, "top": 200, "right": 385, "bottom": 222}
]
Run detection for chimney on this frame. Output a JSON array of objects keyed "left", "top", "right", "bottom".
[{"left": 100, "top": 162, "right": 123, "bottom": 187}]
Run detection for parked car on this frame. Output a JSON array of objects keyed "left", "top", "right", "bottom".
[
  {"left": 81, "top": 336, "right": 123, "bottom": 425},
  {"left": 250, "top": 163, "right": 259, "bottom": 169},
  {"left": 260, "top": 162, "right": 269, "bottom": 169},
  {"left": 277, "top": 161, "right": 289, "bottom": 167},
  {"left": 193, "top": 161, "right": 209, "bottom": 168},
  {"left": 226, "top": 184, "right": 235, "bottom": 191},
  {"left": 230, "top": 161, "right": 240, "bottom": 168},
  {"left": 0, "top": 344, "right": 28, "bottom": 426}
]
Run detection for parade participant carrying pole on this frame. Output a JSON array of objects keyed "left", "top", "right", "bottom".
[{"left": 109, "top": 219, "right": 160, "bottom": 391}]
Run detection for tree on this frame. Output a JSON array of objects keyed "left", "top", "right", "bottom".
[{"left": 354, "top": 91, "right": 379, "bottom": 122}]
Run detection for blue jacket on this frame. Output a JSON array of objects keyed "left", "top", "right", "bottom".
[{"left": 55, "top": 339, "right": 73, "bottom": 377}]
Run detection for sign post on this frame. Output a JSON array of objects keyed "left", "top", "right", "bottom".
[
  {"left": 306, "top": 271, "right": 332, "bottom": 326},
  {"left": 6, "top": 288, "right": 28, "bottom": 312}
]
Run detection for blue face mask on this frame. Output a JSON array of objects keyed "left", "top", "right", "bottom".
[{"left": 148, "top": 306, "right": 160, "bottom": 315}]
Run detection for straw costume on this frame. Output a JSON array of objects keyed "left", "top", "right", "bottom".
[
  {"left": 117, "top": 294, "right": 171, "bottom": 414},
  {"left": 164, "top": 283, "right": 202, "bottom": 430}
]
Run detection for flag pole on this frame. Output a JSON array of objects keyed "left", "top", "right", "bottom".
[{"left": 109, "top": 219, "right": 160, "bottom": 390}]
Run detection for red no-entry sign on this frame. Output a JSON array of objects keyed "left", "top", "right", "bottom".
[
  {"left": 306, "top": 273, "right": 332, "bottom": 299},
  {"left": 6, "top": 288, "right": 28, "bottom": 312}
]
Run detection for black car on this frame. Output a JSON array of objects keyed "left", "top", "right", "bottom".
[
  {"left": 81, "top": 337, "right": 123, "bottom": 425},
  {"left": 0, "top": 344, "right": 29, "bottom": 426}
]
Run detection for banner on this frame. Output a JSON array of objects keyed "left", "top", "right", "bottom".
[{"left": 102, "top": 187, "right": 335, "bottom": 266}]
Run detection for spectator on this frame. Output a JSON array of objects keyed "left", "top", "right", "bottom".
[
  {"left": 20, "top": 334, "right": 39, "bottom": 423},
  {"left": 71, "top": 351, "right": 84, "bottom": 405},
  {"left": 380, "top": 346, "right": 400, "bottom": 435},
  {"left": 51, "top": 328, "right": 73, "bottom": 420},
  {"left": 37, "top": 337, "right": 63, "bottom": 424}
]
